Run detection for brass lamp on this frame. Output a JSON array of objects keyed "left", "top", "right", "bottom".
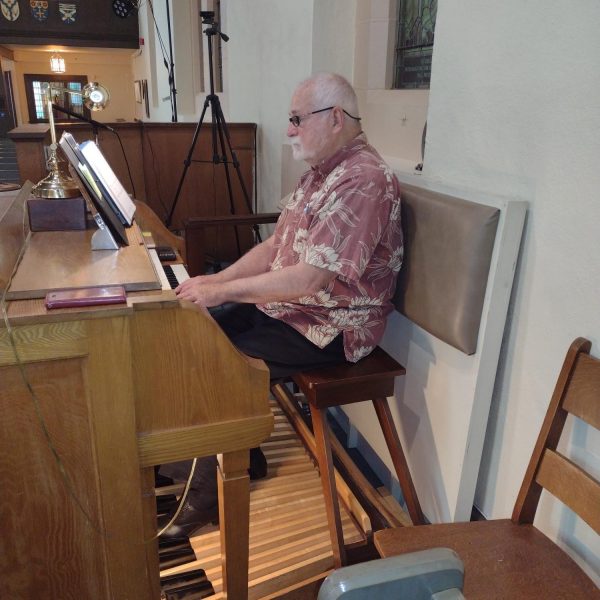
[{"left": 32, "top": 82, "right": 110, "bottom": 199}]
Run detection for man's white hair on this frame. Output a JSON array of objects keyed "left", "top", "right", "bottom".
[{"left": 298, "top": 72, "right": 360, "bottom": 117}]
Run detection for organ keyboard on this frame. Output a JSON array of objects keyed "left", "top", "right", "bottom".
[{"left": 148, "top": 248, "right": 190, "bottom": 290}]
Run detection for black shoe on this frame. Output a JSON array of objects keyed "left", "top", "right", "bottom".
[
  {"left": 249, "top": 447, "right": 267, "bottom": 480},
  {"left": 159, "top": 500, "right": 219, "bottom": 542}
]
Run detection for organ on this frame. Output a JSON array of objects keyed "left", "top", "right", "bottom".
[{"left": 0, "top": 186, "right": 273, "bottom": 599}]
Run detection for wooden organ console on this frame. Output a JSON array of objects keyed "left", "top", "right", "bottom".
[{"left": 0, "top": 188, "right": 273, "bottom": 599}]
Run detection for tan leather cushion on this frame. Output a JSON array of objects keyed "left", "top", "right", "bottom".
[{"left": 394, "top": 183, "right": 499, "bottom": 355}]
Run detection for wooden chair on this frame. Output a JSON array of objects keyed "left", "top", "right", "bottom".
[
  {"left": 292, "top": 346, "right": 425, "bottom": 569},
  {"left": 373, "top": 337, "right": 600, "bottom": 598}
]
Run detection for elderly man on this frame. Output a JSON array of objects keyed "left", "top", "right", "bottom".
[{"left": 160, "top": 72, "right": 403, "bottom": 540}]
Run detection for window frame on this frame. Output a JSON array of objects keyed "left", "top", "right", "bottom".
[{"left": 24, "top": 73, "right": 91, "bottom": 124}]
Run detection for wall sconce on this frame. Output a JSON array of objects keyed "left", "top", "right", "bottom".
[
  {"left": 50, "top": 54, "right": 65, "bottom": 73},
  {"left": 32, "top": 82, "right": 110, "bottom": 199}
]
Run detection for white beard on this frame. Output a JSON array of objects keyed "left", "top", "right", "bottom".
[{"left": 291, "top": 142, "right": 307, "bottom": 161}]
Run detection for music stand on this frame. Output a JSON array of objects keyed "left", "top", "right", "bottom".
[{"left": 167, "top": 11, "right": 261, "bottom": 258}]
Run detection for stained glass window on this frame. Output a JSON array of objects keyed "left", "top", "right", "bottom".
[{"left": 393, "top": 0, "right": 438, "bottom": 89}]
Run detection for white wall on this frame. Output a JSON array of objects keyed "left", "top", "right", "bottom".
[
  {"left": 133, "top": 0, "right": 205, "bottom": 123},
  {"left": 423, "top": 0, "right": 600, "bottom": 581},
  {"left": 312, "top": 0, "right": 357, "bottom": 78},
  {"left": 224, "top": 0, "right": 314, "bottom": 211}
]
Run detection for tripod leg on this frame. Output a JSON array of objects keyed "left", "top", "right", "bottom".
[
  {"left": 168, "top": 97, "right": 211, "bottom": 228},
  {"left": 213, "top": 105, "right": 243, "bottom": 258},
  {"left": 213, "top": 100, "right": 262, "bottom": 245}
]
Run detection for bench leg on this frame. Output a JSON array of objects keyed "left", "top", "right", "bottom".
[
  {"left": 373, "top": 397, "right": 425, "bottom": 525},
  {"left": 310, "top": 405, "right": 347, "bottom": 567}
]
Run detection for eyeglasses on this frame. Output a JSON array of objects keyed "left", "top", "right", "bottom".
[{"left": 288, "top": 106, "right": 361, "bottom": 128}]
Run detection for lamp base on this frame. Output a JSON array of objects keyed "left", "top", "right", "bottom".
[{"left": 32, "top": 169, "right": 81, "bottom": 199}]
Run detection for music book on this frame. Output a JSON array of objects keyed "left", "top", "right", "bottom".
[
  {"left": 59, "top": 132, "right": 129, "bottom": 246},
  {"left": 79, "top": 140, "right": 136, "bottom": 226},
  {"left": 59, "top": 132, "right": 135, "bottom": 225}
]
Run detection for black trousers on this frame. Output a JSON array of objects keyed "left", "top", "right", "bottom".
[
  {"left": 160, "top": 303, "right": 348, "bottom": 502},
  {"left": 211, "top": 302, "right": 347, "bottom": 379}
]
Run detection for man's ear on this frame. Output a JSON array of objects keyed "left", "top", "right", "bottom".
[{"left": 331, "top": 106, "right": 345, "bottom": 132}]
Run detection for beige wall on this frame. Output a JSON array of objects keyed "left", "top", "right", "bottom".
[{"left": 12, "top": 48, "right": 136, "bottom": 124}]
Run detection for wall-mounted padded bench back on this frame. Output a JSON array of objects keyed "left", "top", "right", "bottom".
[
  {"left": 289, "top": 182, "right": 504, "bottom": 567},
  {"left": 394, "top": 183, "right": 500, "bottom": 355}
]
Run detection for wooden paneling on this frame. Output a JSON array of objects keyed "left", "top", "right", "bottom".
[
  {"left": 141, "top": 122, "right": 256, "bottom": 260},
  {"left": 0, "top": 185, "right": 31, "bottom": 294},
  {"left": 0, "top": 45, "right": 14, "bottom": 60},
  {"left": 0, "top": 358, "right": 111, "bottom": 598}
]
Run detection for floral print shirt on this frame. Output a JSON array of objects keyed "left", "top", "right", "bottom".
[{"left": 258, "top": 133, "right": 402, "bottom": 362}]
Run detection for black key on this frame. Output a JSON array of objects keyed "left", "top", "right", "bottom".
[{"left": 163, "top": 265, "right": 178, "bottom": 289}]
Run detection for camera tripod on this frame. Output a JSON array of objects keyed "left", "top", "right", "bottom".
[{"left": 167, "top": 11, "right": 260, "bottom": 258}]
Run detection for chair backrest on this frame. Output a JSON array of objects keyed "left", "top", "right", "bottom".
[{"left": 512, "top": 337, "right": 600, "bottom": 533}]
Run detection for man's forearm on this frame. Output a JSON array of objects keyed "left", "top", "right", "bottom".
[
  {"left": 210, "top": 237, "right": 274, "bottom": 282},
  {"left": 220, "top": 264, "right": 327, "bottom": 304},
  {"left": 176, "top": 261, "right": 336, "bottom": 307}
]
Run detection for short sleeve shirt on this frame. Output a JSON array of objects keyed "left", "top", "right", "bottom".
[{"left": 257, "top": 133, "right": 403, "bottom": 362}]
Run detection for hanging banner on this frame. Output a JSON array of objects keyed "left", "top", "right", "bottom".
[
  {"left": 58, "top": 2, "right": 76, "bottom": 24},
  {"left": 30, "top": 0, "right": 48, "bottom": 22},
  {"left": 1, "top": 0, "right": 20, "bottom": 21}
]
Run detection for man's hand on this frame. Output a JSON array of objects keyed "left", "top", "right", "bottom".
[{"left": 176, "top": 275, "right": 227, "bottom": 307}]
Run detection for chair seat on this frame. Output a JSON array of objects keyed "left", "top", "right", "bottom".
[
  {"left": 375, "top": 519, "right": 600, "bottom": 599},
  {"left": 292, "top": 346, "right": 406, "bottom": 409}
]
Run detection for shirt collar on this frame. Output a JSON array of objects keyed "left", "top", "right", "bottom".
[{"left": 312, "top": 132, "right": 367, "bottom": 179}]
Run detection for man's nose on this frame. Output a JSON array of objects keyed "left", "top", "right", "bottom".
[{"left": 287, "top": 123, "right": 297, "bottom": 137}]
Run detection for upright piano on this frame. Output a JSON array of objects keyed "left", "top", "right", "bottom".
[{"left": 0, "top": 187, "right": 273, "bottom": 599}]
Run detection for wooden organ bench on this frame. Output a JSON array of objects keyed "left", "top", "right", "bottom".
[
  {"left": 281, "top": 181, "right": 511, "bottom": 567},
  {"left": 291, "top": 348, "right": 425, "bottom": 568}
]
